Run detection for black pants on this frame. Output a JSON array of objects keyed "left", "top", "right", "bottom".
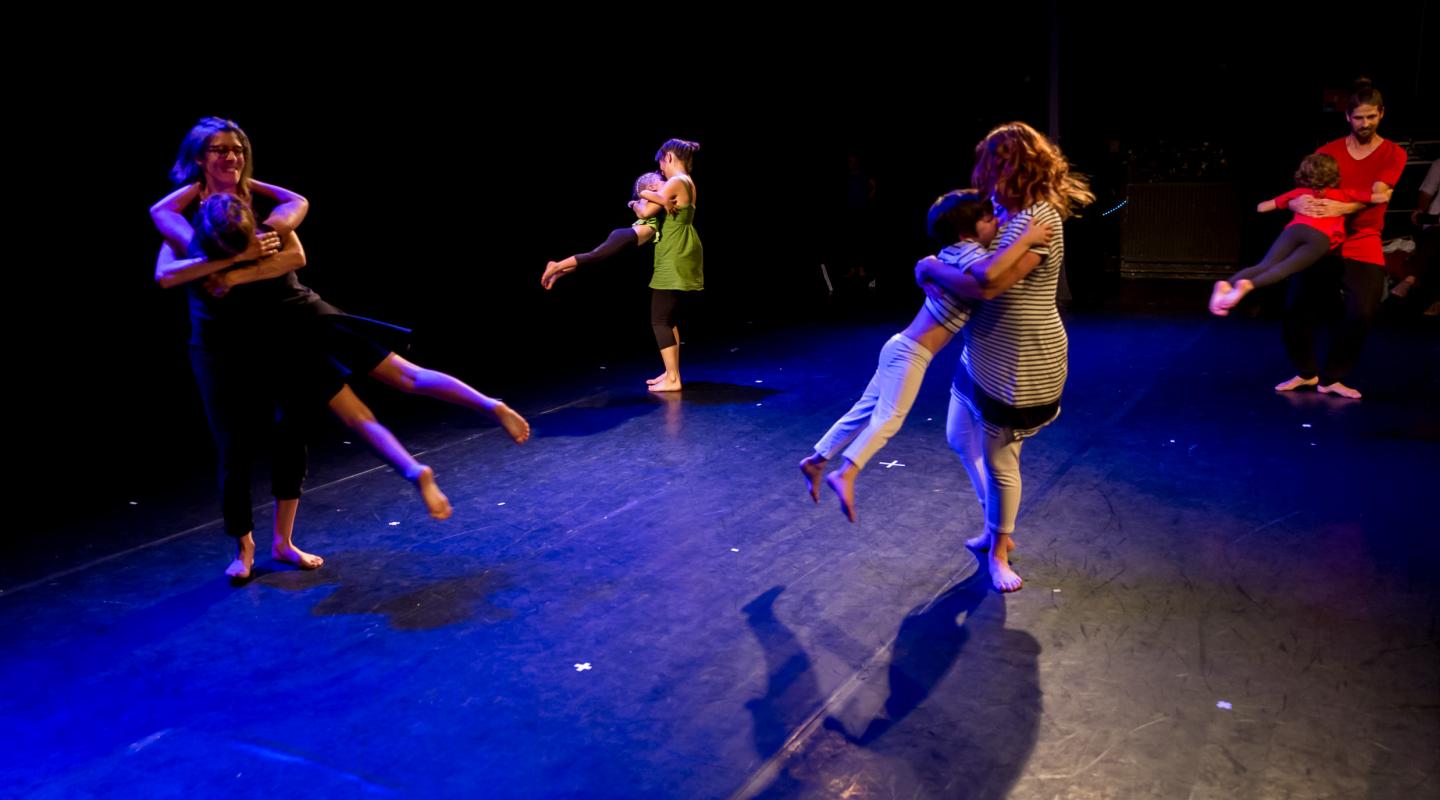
[
  {"left": 650, "top": 289, "right": 700, "bottom": 349},
  {"left": 1230, "top": 225, "right": 1331, "bottom": 288},
  {"left": 575, "top": 228, "right": 640, "bottom": 267},
  {"left": 1281, "top": 253, "right": 1384, "bottom": 385},
  {"left": 190, "top": 341, "right": 308, "bottom": 538}
]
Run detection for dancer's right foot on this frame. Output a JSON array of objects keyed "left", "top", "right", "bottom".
[
  {"left": 272, "top": 543, "right": 324, "bottom": 570},
  {"left": 1275, "top": 375, "right": 1319, "bottom": 392},
  {"left": 1208, "top": 280, "right": 1233, "bottom": 316},
  {"left": 646, "top": 373, "right": 668, "bottom": 385},
  {"left": 985, "top": 531, "right": 1022, "bottom": 593},
  {"left": 226, "top": 534, "right": 256, "bottom": 582},
  {"left": 1318, "top": 381, "right": 1362, "bottom": 399},
  {"left": 825, "top": 466, "right": 858, "bottom": 523},
  {"left": 1215, "top": 279, "right": 1253, "bottom": 314},
  {"left": 799, "top": 454, "right": 826, "bottom": 503},
  {"left": 409, "top": 466, "right": 453, "bottom": 520},
  {"left": 541, "top": 260, "right": 574, "bottom": 290},
  {"left": 493, "top": 403, "right": 531, "bottom": 444}
]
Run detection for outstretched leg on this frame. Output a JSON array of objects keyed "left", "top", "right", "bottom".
[
  {"left": 369, "top": 354, "right": 530, "bottom": 443},
  {"left": 543, "top": 226, "right": 646, "bottom": 289},
  {"left": 327, "top": 385, "right": 452, "bottom": 520}
]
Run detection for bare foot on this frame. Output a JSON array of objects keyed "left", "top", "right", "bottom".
[
  {"left": 1391, "top": 274, "right": 1416, "bottom": 298},
  {"left": 648, "top": 377, "right": 682, "bottom": 393},
  {"left": 1425, "top": 300, "right": 1440, "bottom": 316},
  {"left": 645, "top": 373, "right": 668, "bottom": 385},
  {"left": 986, "top": 532, "right": 1023, "bottom": 592},
  {"left": 541, "top": 260, "right": 574, "bottom": 290},
  {"left": 494, "top": 403, "right": 531, "bottom": 444},
  {"left": 824, "top": 466, "right": 858, "bottom": 523},
  {"left": 799, "top": 454, "right": 827, "bottom": 503},
  {"left": 1275, "top": 375, "right": 1319, "bottom": 392},
  {"left": 410, "top": 466, "right": 453, "bottom": 520},
  {"left": 226, "top": 534, "right": 256, "bottom": 582},
  {"left": 1216, "top": 279, "right": 1252, "bottom": 314},
  {"left": 1208, "top": 280, "right": 1233, "bottom": 316},
  {"left": 1318, "top": 381, "right": 1362, "bottom": 399},
  {"left": 272, "top": 543, "right": 324, "bottom": 570}
]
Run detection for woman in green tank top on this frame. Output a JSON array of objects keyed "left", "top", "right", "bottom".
[
  {"left": 537, "top": 139, "right": 704, "bottom": 392},
  {"left": 645, "top": 138, "right": 704, "bottom": 392}
]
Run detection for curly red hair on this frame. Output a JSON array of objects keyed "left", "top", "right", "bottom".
[{"left": 972, "top": 122, "right": 1094, "bottom": 219}]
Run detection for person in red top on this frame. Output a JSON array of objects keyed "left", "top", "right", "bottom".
[
  {"left": 1210, "top": 153, "right": 1390, "bottom": 314},
  {"left": 1274, "top": 80, "right": 1408, "bottom": 399}
]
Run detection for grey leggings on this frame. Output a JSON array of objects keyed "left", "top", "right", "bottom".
[{"left": 946, "top": 388, "right": 1023, "bottom": 535}]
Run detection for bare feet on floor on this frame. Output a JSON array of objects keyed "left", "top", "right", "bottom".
[
  {"left": 1318, "top": 381, "right": 1362, "bottom": 399},
  {"left": 983, "top": 532, "right": 1022, "bottom": 592},
  {"left": 1274, "top": 375, "right": 1319, "bottom": 393},
  {"left": 272, "top": 542, "right": 324, "bottom": 570},
  {"left": 226, "top": 534, "right": 256, "bottom": 582}
]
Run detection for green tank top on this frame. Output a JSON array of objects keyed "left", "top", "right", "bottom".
[{"left": 650, "top": 176, "right": 703, "bottom": 291}]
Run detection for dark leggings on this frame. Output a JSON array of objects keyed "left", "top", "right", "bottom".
[
  {"left": 575, "top": 227, "right": 641, "bottom": 267},
  {"left": 1281, "top": 253, "right": 1385, "bottom": 385},
  {"left": 651, "top": 289, "right": 698, "bottom": 349},
  {"left": 1230, "top": 225, "right": 1332, "bottom": 288},
  {"left": 190, "top": 343, "right": 308, "bottom": 539}
]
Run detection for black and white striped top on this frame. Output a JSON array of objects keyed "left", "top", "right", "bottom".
[
  {"left": 922, "top": 240, "right": 987, "bottom": 333},
  {"left": 954, "top": 201, "right": 1067, "bottom": 438}
]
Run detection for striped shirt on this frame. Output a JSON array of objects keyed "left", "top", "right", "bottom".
[
  {"left": 955, "top": 201, "right": 1066, "bottom": 438},
  {"left": 922, "top": 240, "right": 988, "bottom": 333}
]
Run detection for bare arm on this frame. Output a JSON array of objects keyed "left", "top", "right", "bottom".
[
  {"left": 150, "top": 183, "right": 203, "bottom": 253},
  {"left": 151, "top": 181, "right": 282, "bottom": 263},
  {"left": 630, "top": 196, "right": 665, "bottom": 219},
  {"left": 154, "top": 241, "right": 248, "bottom": 289},
  {"left": 203, "top": 232, "right": 307, "bottom": 296},
  {"left": 1257, "top": 200, "right": 1278, "bottom": 213},
  {"left": 248, "top": 179, "right": 310, "bottom": 235},
  {"left": 649, "top": 176, "right": 692, "bottom": 213},
  {"left": 1288, "top": 195, "right": 1365, "bottom": 217},
  {"left": 967, "top": 222, "right": 1052, "bottom": 289},
  {"left": 916, "top": 237, "right": 1046, "bottom": 301},
  {"left": 917, "top": 219, "right": 1051, "bottom": 300},
  {"left": 1368, "top": 181, "right": 1393, "bottom": 205}
]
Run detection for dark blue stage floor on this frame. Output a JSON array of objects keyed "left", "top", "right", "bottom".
[{"left": 3, "top": 306, "right": 1436, "bottom": 798}]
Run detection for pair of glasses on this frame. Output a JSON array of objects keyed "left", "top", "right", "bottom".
[{"left": 205, "top": 146, "right": 245, "bottom": 157}]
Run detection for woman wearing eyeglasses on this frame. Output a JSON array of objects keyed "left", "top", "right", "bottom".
[{"left": 151, "top": 117, "right": 530, "bottom": 581}]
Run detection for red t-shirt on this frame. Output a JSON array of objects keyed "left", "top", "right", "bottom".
[
  {"left": 1315, "top": 137, "right": 1407, "bottom": 265},
  {"left": 1272, "top": 187, "right": 1375, "bottom": 247}
]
